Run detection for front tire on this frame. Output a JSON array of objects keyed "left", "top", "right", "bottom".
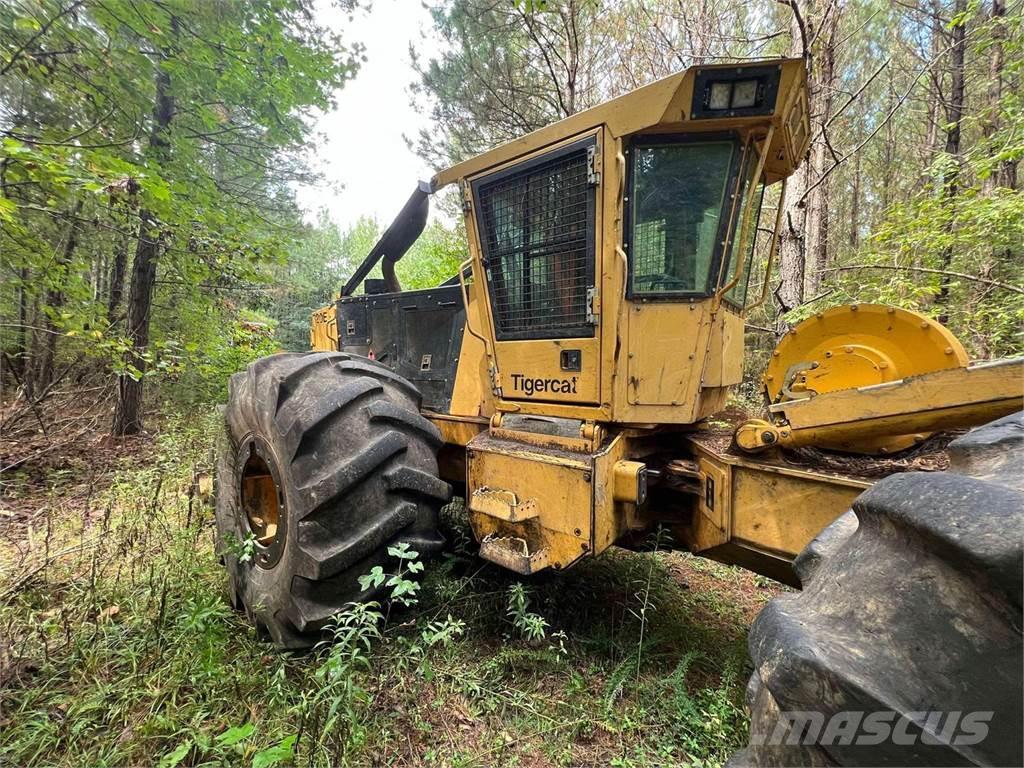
[{"left": 215, "top": 352, "right": 449, "bottom": 649}]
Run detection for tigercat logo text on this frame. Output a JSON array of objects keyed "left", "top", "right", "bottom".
[{"left": 510, "top": 374, "right": 578, "bottom": 396}]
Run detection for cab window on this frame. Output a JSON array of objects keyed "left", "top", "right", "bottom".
[
  {"left": 724, "top": 146, "right": 766, "bottom": 307},
  {"left": 627, "top": 139, "right": 738, "bottom": 296}
]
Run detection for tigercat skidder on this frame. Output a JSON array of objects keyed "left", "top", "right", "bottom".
[
  {"left": 218, "top": 55, "right": 1021, "bottom": 629},
  {"left": 217, "top": 57, "right": 1023, "bottom": 765}
]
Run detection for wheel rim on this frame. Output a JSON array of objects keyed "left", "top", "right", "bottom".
[{"left": 238, "top": 437, "right": 286, "bottom": 568}]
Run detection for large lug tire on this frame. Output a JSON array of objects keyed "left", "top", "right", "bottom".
[
  {"left": 730, "top": 412, "right": 1023, "bottom": 767},
  {"left": 215, "top": 351, "right": 449, "bottom": 649}
]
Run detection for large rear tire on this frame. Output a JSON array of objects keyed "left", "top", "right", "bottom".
[
  {"left": 215, "top": 352, "right": 449, "bottom": 649},
  {"left": 731, "top": 412, "right": 1023, "bottom": 767}
]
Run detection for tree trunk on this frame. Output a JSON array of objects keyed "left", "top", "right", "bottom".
[
  {"left": 777, "top": 163, "right": 807, "bottom": 320},
  {"left": 924, "top": 1, "right": 944, "bottom": 162},
  {"left": 849, "top": 148, "right": 861, "bottom": 249},
  {"left": 16, "top": 265, "right": 31, "bottom": 396},
  {"left": 112, "top": 45, "right": 174, "bottom": 436},
  {"left": 35, "top": 199, "right": 84, "bottom": 393},
  {"left": 983, "top": 0, "right": 1016, "bottom": 191},
  {"left": 776, "top": 0, "right": 816, "bottom": 324},
  {"left": 112, "top": 212, "right": 160, "bottom": 435},
  {"left": 802, "top": 2, "right": 837, "bottom": 299},
  {"left": 882, "top": 69, "right": 896, "bottom": 212},
  {"left": 107, "top": 233, "right": 129, "bottom": 323},
  {"left": 934, "top": 0, "right": 966, "bottom": 325}
]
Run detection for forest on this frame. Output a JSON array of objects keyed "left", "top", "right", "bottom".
[{"left": 1, "top": 0, "right": 1021, "bottom": 766}]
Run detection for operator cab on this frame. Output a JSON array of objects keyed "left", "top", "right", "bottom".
[{"left": 317, "top": 58, "right": 809, "bottom": 426}]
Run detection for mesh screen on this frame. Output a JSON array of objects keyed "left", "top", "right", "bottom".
[{"left": 477, "top": 148, "right": 593, "bottom": 338}]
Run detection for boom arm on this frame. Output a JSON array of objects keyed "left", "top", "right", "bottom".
[
  {"left": 341, "top": 182, "right": 431, "bottom": 297},
  {"left": 736, "top": 357, "right": 1024, "bottom": 453}
]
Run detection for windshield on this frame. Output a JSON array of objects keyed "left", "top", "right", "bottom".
[{"left": 628, "top": 139, "right": 738, "bottom": 295}]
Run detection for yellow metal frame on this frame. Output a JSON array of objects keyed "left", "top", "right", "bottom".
[
  {"left": 764, "top": 357, "right": 1024, "bottom": 453},
  {"left": 681, "top": 435, "right": 871, "bottom": 586}
]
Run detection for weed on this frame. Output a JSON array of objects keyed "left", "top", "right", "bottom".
[{"left": 506, "top": 582, "right": 549, "bottom": 642}]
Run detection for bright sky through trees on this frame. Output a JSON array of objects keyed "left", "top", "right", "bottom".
[{"left": 295, "top": 0, "right": 444, "bottom": 229}]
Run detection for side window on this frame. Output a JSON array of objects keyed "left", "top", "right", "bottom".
[
  {"left": 724, "top": 146, "right": 766, "bottom": 307},
  {"left": 474, "top": 139, "right": 596, "bottom": 340},
  {"left": 627, "top": 139, "right": 738, "bottom": 296}
]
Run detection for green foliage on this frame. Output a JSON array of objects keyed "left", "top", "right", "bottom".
[
  {"left": 1, "top": 0, "right": 359, "bottom": 405},
  {"left": 0, "top": 411, "right": 760, "bottom": 766},
  {"left": 260, "top": 214, "right": 467, "bottom": 352},
  {"left": 506, "top": 582, "right": 550, "bottom": 642},
  {"left": 357, "top": 541, "right": 426, "bottom": 607},
  {"left": 783, "top": 148, "right": 1024, "bottom": 359}
]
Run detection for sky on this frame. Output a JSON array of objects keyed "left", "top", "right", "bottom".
[{"left": 294, "top": 0, "right": 443, "bottom": 231}]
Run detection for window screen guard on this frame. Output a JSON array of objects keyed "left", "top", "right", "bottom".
[{"left": 473, "top": 137, "right": 597, "bottom": 340}]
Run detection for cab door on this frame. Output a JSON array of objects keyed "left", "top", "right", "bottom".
[{"left": 469, "top": 132, "right": 602, "bottom": 405}]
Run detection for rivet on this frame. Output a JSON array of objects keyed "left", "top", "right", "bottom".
[
  {"left": 887, "top": 307, "right": 895, "bottom": 314},
  {"left": 850, "top": 304, "right": 859, "bottom": 311},
  {"left": 878, "top": 361, "right": 888, "bottom": 369},
  {"left": 773, "top": 350, "right": 780, "bottom": 357},
  {"left": 945, "top": 347, "right": 954, "bottom": 355},
  {"left": 920, "top": 321, "right": 929, "bottom": 329},
  {"left": 844, "top": 346, "right": 853, "bottom": 353},
  {"left": 574, "top": 528, "right": 582, "bottom": 537},
  {"left": 825, "top": 351, "right": 833, "bottom": 358},
  {"left": 766, "top": 375, "right": 774, "bottom": 381}
]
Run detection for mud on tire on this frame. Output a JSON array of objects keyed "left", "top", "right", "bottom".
[
  {"left": 730, "top": 412, "right": 1024, "bottom": 767},
  {"left": 215, "top": 352, "right": 449, "bottom": 649}
]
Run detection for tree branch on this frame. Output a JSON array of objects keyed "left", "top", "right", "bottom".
[
  {"left": 821, "top": 264, "right": 1024, "bottom": 295},
  {"left": 1, "top": 0, "right": 87, "bottom": 76}
]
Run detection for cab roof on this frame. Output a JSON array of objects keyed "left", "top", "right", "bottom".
[{"left": 431, "top": 58, "right": 809, "bottom": 190}]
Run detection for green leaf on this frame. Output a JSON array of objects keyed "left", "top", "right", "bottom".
[
  {"left": 0, "top": 197, "right": 15, "bottom": 223},
  {"left": 1, "top": 137, "right": 32, "bottom": 155},
  {"left": 13, "top": 16, "right": 42, "bottom": 32},
  {"left": 158, "top": 741, "right": 192, "bottom": 768},
  {"left": 357, "top": 565, "right": 386, "bottom": 591},
  {"left": 252, "top": 734, "right": 296, "bottom": 768},
  {"left": 387, "top": 542, "right": 418, "bottom": 560},
  {"left": 215, "top": 722, "right": 255, "bottom": 746}
]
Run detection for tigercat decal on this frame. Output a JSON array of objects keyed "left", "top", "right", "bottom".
[{"left": 509, "top": 374, "right": 579, "bottom": 397}]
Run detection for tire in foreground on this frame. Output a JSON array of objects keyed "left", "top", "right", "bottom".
[{"left": 730, "top": 412, "right": 1023, "bottom": 766}]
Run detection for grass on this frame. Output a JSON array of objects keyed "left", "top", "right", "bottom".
[{"left": 0, "top": 410, "right": 780, "bottom": 767}]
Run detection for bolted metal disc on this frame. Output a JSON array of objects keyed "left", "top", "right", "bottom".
[{"left": 765, "top": 304, "right": 968, "bottom": 454}]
